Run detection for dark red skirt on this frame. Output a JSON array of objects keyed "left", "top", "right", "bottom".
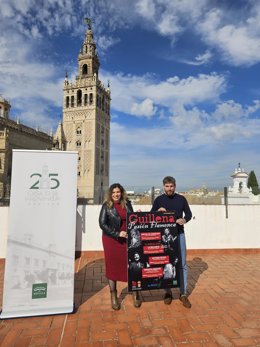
[{"left": 102, "top": 234, "right": 127, "bottom": 282}]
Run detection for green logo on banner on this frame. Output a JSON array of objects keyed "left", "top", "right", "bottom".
[{"left": 32, "top": 283, "right": 47, "bottom": 299}]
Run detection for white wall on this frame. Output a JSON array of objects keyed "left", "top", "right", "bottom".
[{"left": 1, "top": 204, "right": 260, "bottom": 258}]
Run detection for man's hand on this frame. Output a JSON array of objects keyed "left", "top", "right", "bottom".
[
  {"left": 176, "top": 218, "right": 186, "bottom": 225},
  {"left": 157, "top": 207, "right": 166, "bottom": 212}
]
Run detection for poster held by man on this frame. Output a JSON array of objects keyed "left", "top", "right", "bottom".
[
  {"left": 127, "top": 211, "right": 180, "bottom": 292},
  {"left": 0, "top": 150, "right": 77, "bottom": 319}
]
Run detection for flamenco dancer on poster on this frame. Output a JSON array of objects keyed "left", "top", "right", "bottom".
[
  {"left": 151, "top": 176, "right": 192, "bottom": 308},
  {"left": 129, "top": 226, "right": 141, "bottom": 249},
  {"left": 162, "top": 227, "right": 177, "bottom": 252},
  {"left": 99, "top": 183, "right": 142, "bottom": 310}
]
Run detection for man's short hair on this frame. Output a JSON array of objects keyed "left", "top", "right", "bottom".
[{"left": 163, "top": 176, "right": 176, "bottom": 185}]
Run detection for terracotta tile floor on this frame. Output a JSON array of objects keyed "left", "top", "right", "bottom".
[{"left": 0, "top": 251, "right": 260, "bottom": 347}]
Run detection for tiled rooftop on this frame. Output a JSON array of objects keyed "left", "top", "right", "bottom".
[{"left": 0, "top": 250, "right": 260, "bottom": 347}]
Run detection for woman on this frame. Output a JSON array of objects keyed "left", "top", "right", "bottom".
[{"left": 99, "top": 183, "right": 141, "bottom": 310}]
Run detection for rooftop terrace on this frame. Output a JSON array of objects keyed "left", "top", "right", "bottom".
[{"left": 0, "top": 249, "right": 259, "bottom": 347}]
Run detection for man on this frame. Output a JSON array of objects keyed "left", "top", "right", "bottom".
[
  {"left": 129, "top": 252, "right": 144, "bottom": 281},
  {"left": 151, "top": 176, "right": 192, "bottom": 308},
  {"left": 162, "top": 227, "right": 177, "bottom": 252}
]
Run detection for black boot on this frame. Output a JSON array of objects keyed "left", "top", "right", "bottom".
[
  {"left": 110, "top": 290, "right": 120, "bottom": 310},
  {"left": 132, "top": 291, "right": 142, "bottom": 308}
]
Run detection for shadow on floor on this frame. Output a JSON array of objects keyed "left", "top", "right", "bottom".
[
  {"left": 187, "top": 257, "right": 208, "bottom": 295},
  {"left": 74, "top": 258, "right": 107, "bottom": 311},
  {"left": 74, "top": 256, "right": 208, "bottom": 309}
]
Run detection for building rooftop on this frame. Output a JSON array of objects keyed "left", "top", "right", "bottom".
[{"left": 0, "top": 249, "right": 259, "bottom": 346}]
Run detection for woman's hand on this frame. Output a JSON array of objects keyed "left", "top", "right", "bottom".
[{"left": 119, "top": 231, "right": 128, "bottom": 238}]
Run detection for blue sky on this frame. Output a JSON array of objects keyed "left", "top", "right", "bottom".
[{"left": 1, "top": 0, "right": 260, "bottom": 191}]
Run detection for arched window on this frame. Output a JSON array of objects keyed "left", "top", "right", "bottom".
[
  {"left": 71, "top": 96, "right": 74, "bottom": 107},
  {"left": 82, "top": 64, "right": 88, "bottom": 75},
  {"left": 76, "top": 140, "right": 81, "bottom": 147},
  {"left": 84, "top": 94, "right": 88, "bottom": 106},
  {"left": 89, "top": 93, "right": 93, "bottom": 105},
  {"left": 66, "top": 96, "right": 69, "bottom": 108},
  {"left": 76, "top": 127, "right": 81, "bottom": 135},
  {"left": 77, "top": 90, "right": 82, "bottom": 106}
]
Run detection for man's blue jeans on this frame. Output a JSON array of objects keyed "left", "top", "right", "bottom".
[
  {"left": 164, "top": 232, "right": 187, "bottom": 295},
  {"left": 178, "top": 232, "right": 187, "bottom": 295}
]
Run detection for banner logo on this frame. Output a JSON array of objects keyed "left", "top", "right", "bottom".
[
  {"left": 30, "top": 165, "right": 60, "bottom": 190},
  {"left": 32, "top": 283, "right": 48, "bottom": 299}
]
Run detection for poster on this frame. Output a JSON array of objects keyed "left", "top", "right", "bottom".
[
  {"left": 0, "top": 150, "right": 77, "bottom": 319},
  {"left": 127, "top": 211, "right": 180, "bottom": 291}
]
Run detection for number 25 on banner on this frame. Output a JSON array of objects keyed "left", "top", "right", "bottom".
[{"left": 29, "top": 173, "right": 60, "bottom": 190}]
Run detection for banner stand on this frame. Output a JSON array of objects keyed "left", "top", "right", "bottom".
[{"left": 1, "top": 150, "right": 78, "bottom": 319}]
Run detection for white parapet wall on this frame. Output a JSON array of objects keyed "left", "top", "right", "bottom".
[{"left": 1, "top": 204, "right": 260, "bottom": 258}]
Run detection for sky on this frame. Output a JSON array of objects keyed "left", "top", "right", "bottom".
[{"left": 0, "top": 0, "right": 260, "bottom": 192}]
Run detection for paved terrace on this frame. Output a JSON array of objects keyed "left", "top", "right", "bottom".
[{"left": 0, "top": 250, "right": 259, "bottom": 347}]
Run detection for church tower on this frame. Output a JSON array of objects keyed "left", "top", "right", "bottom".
[{"left": 57, "top": 19, "right": 110, "bottom": 203}]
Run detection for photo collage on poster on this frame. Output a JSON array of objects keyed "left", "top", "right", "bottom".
[{"left": 127, "top": 211, "right": 180, "bottom": 291}]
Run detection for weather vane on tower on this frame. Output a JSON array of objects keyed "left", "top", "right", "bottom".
[{"left": 84, "top": 17, "right": 93, "bottom": 29}]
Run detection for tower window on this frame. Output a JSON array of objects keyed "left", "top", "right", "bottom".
[
  {"left": 82, "top": 64, "right": 88, "bottom": 75},
  {"left": 77, "top": 90, "right": 82, "bottom": 106},
  {"left": 76, "top": 140, "right": 81, "bottom": 147},
  {"left": 71, "top": 96, "right": 74, "bottom": 107},
  {"left": 84, "top": 94, "right": 88, "bottom": 105},
  {"left": 66, "top": 96, "right": 69, "bottom": 108},
  {"left": 76, "top": 127, "right": 81, "bottom": 135},
  {"left": 90, "top": 93, "right": 93, "bottom": 105}
]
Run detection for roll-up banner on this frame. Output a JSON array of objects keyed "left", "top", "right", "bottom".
[
  {"left": 127, "top": 211, "right": 180, "bottom": 292},
  {"left": 0, "top": 150, "right": 78, "bottom": 319}
]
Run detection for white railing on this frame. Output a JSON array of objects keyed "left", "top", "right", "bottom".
[{"left": 1, "top": 204, "right": 260, "bottom": 258}]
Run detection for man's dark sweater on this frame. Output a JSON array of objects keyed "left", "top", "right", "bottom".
[{"left": 151, "top": 193, "right": 192, "bottom": 233}]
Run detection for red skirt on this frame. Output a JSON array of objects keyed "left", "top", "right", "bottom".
[{"left": 102, "top": 234, "right": 127, "bottom": 282}]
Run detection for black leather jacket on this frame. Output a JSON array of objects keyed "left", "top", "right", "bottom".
[{"left": 99, "top": 200, "right": 133, "bottom": 240}]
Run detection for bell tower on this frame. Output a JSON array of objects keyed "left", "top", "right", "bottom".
[{"left": 57, "top": 18, "right": 110, "bottom": 203}]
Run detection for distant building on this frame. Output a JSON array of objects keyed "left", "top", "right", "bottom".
[
  {"left": 0, "top": 96, "right": 53, "bottom": 200},
  {"left": 222, "top": 163, "right": 260, "bottom": 204},
  {"left": 54, "top": 20, "right": 110, "bottom": 203}
]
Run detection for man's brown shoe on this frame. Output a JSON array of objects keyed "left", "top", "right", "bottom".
[
  {"left": 163, "top": 292, "right": 172, "bottom": 305},
  {"left": 179, "top": 294, "right": 191, "bottom": 308}
]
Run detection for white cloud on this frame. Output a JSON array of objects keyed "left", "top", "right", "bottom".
[
  {"left": 198, "top": 6, "right": 260, "bottom": 66},
  {"left": 130, "top": 98, "right": 156, "bottom": 117},
  {"left": 135, "top": 0, "right": 156, "bottom": 20},
  {"left": 97, "top": 35, "right": 120, "bottom": 51},
  {"left": 101, "top": 70, "right": 227, "bottom": 117},
  {"left": 110, "top": 98, "right": 260, "bottom": 154},
  {"left": 181, "top": 50, "right": 213, "bottom": 66},
  {"left": 110, "top": 113, "right": 260, "bottom": 189},
  {"left": 135, "top": 1, "right": 260, "bottom": 66}
]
